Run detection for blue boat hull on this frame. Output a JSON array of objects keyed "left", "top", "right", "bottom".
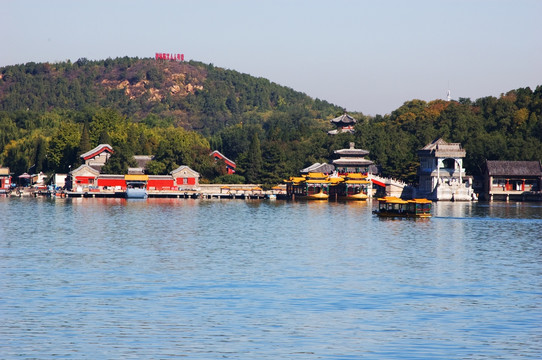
[{"left": 126, "top": 188, "right": 147, "bottom": 199}]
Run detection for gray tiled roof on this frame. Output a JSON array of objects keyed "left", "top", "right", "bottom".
[
  {"left": 133, "top": 155, "right": 154, "bottom": 168},
  {"left": 418, "top": 138, "right": 465, "bottom": 158},
  {"left": 330, "top": 113, "right": 357, "bottom": 125},
  {"left": 334, "top": 148, "right": 369, "bottom": 156},
  {"left": 300, "top": 163, "right": 335, "bottom": 174},
  {"left": 80, "top": 144, "right": 113, "bottom": 159},
  {"left": 486, "top": 161, "right": 542, "bottom": 176},
  {"left": 333, "top": 158, "right": 374, "bottom": 166}
]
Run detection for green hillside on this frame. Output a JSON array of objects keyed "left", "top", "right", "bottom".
[
  {"left": 1, "top": 57, "right": 541, "bottom": 186},
  {"left": 0, "top": 57, "right": 344, "bottom": 184},
  {"left": 0, "top": 57, "right": 341, "bottom": 133}
]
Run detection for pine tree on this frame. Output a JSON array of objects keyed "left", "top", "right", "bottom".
[
  {"left": 98, "top": 130, "right": 111, "bottom": 145},
  {"left": 78, "top": 121, "right": 91, "bottom": 155},
  {"left": 245, "top": 133, "right": 262, "bottom": 183},
  {"left": 34, "top": 137, "right": 47, "bottom": 173}
]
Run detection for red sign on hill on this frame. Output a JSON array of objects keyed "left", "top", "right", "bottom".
[{"left": 155, "top": 53, "right": 184, "bottom": 61}]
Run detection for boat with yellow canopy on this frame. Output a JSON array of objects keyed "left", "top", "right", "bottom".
[
  {"left": 285, "top": 172, "right": 330, "bottom": 200},
  {"left": 373, "top": 196, "right": 432, "bottom": 218},
  {"left": 329, "top": 173, "right": 369, "bottom": 201}
]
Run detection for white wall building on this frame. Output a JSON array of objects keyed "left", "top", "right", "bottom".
[{"left": 416, "top": 138, "right": 475, "bottom": 201}]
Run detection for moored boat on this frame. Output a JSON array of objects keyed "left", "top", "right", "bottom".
[
  {"left": 126, "top": 186, "right": 147, "bottom": 199},
  {"left": 373, "top": 196, "right": 432, "bottom": 218},
  {"left": 285, "top": 172, "right": 330, "bottom": 200},
  {"left": 329, "top": 173, "right": 369, "bottom": 201},
  {"left": 125, "top": 175, "right": 148, "bottom": 199}
]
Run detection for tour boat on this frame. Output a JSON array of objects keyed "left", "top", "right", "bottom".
[
  {"left": 329, "top": 173, "right": 369, "bottom": 201},
  {"left": 285, "top": 173, "right": 330, "bottom": 200},
  {"left": 373, "top": 196, "right": 432, "bottom": 218}
]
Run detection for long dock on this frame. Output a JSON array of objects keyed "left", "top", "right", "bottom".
[
  {"left": 4, "top": 183, "right": 286, "bottom": 200},
  {"left": 65, "top": 191, "right": 201, "bottom": 199},
  {"left": 64, "top": 191, "right": 270, "bottom": 200}
]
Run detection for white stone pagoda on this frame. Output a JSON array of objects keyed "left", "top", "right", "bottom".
[{"left": 416, "top": 138, "right": 476, "bottom": 201}]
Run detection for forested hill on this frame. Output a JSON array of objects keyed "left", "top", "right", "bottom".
[
  {"left": 1, "top": 57, "right": 541, "bottom": 187},
  {"left": 0, "top": 57, "right": 344, "bottom": 184},
  {"left": 0, "top": 57, "right": 341, "bottom": 133}
]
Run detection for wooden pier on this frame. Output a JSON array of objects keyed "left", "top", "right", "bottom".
[{"left": 5, "top": 183, "right": 286, "bottom": 200}]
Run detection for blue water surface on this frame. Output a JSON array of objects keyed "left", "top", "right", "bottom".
[{"left": 1, "top": 198, "right": 541, "bottom": 359}]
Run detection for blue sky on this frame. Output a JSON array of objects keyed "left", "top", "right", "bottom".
[{"left": 3, "top": 0, "right": 541, "bottom": 115}]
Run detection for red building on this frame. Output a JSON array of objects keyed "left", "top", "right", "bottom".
[
  {"left": 68, "top": 165, "right": 199, "bottom": 192},
  {"left": 96, "top": 174, "right": 125, "bottom": 189},
  {"left": 171, "top": 166, "right": 200, "bottom": 189},
  {"left": 0, "top": 167, "right": 12, "bottom": 193},
  {"left": 69, "top": 165, "right": 100, "bottom": 190},
  {"left": 80, "top": 144, "right": 114, "bottom": 171},
  {"left": 210, "top": 150, "right": 236, "bottom": 174},
  {"left": 68, "top": 144, "right": 201, "bottom": 192}
]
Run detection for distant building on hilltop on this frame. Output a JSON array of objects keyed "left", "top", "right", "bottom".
[{"left": 328, "top": 113, "right": 357, "bottom": 135}]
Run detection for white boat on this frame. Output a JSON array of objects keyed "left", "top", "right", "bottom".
[
  {"left": 125, "top": 180, "right": 147, "bottom": 199},
  {"left": 126, "top": 187, "right": 147, "bottom": 199}
]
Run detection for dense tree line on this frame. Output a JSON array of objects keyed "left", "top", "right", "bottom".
[
  {"left": 1, "top": 58, "right": 541, "bottom": 187},
  {"left": 354, "top": 87, "right": 542, "bottom": 183}
]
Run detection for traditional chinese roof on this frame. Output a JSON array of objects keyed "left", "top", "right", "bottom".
[
  {"left": 210, "top": 150, "right": 236, "bottom": 168},
  {"left": 418, "top": 138, "right": 465, "bottom": 158},
  {"left": 333, "top": 157, "right": 374, "bottom": 166},
  {"left": 334, "top": 142, "right": 369, "bottom": 157},
  {"left": 300, "top": 163, "right": 335, "bottom": 174},
  {"left": 486, "top": 160, "right": 542, "bottom": 177},
  {"left": 70, "top": 164, "right": 100, "bottom": 176},
  {"left": 80, "top": 144, "right": 114, "bottom": 160},
  {"left": 133, "top": 155, "right": 154, "bottom": 168},
  {"left": 170, "top": 165, "right": 200, "bottom": 178},
  {"left": 332, "top": 142, "right": 373, "bottom": 167},
  {"left": 330, "top": 113, "right": 357, "bottom": 125},
  {"left": 129, "top": 155, "right": 155, "bottom": 174}
]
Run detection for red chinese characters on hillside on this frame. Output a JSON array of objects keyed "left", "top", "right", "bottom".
[{"left": 155, "top": 53, "right": 184, "bottom": 61}]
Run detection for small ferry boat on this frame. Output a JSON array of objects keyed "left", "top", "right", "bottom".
[
  {"left": 285, "top": 173, "right": 330, "bottom": 200},
  {"left": 373, "top": 196, "right": 432, "bottom": 218}
]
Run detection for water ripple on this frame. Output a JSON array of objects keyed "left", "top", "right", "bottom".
[{"left": 1, "top": 198, "right": 541, "bottom": 359}]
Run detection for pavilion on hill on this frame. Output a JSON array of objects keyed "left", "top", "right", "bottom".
[{"left": 328, "top": 112, "right": 357, "bottom": 135}]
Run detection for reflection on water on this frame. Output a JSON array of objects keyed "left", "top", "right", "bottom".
[{"left": 1, "top": 198, "right": 541, "bottom": 359}]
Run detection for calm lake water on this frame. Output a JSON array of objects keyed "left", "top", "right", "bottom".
[{"left": 1, "top": 197, "right": 541, "bottom": 359}]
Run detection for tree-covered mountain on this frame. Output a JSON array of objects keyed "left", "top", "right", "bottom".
[
  {"left": 0, "top": 57, "right": 340, "bottom": 134},
  {"left": 1, "top": 57, "right": 541, "bottom": 186},
  {"left": 0, "top": 57, "right": 344, "bottom": 184}
]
